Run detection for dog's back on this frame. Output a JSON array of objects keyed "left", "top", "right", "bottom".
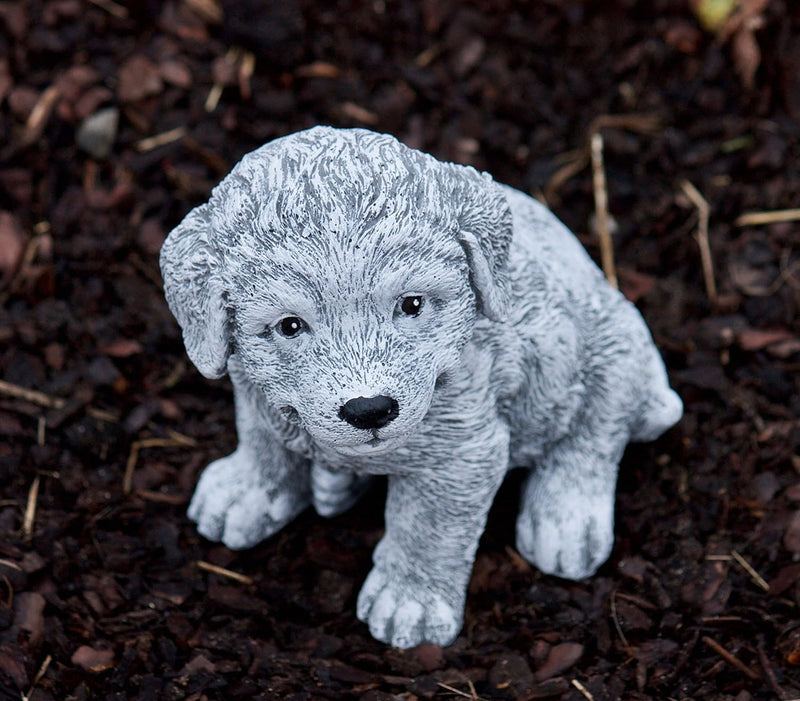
[{"left": 496, "top": 185, "right": 682, "bottom": 455}]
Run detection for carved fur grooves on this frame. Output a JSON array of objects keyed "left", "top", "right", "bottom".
[{"left": 160, "top": 126, "right": 683, "bottom": 649}]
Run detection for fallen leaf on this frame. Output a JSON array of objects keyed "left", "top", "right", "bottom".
[
  {"left": 737, "top": 328, "right": 795, "bottom": 351},
  {"left": 767, "top": 337, "right": 800, "bottom": 359},
  {"left": 780, "top": 38, "right": 800, "bottom": 120},
  {"left": 295, "top": 61, "right": 341, "bottom": 79},
  {"left": 731, "top": 23, "right": 761, "bottom": 90},
  {"left": 619, "top": 269, "right": 656, "bottom": 303},
  {"left": 183, "top": 653, "right": 216, "bottom": 675},
  {"left": 160, "top": 59, "right": 193, "bottom": 88},
  {"left": 71, "top": 645, "right": 115, "bottom": 672},
  {"left": 0, "top": 59, "right": 11, "bottom": 103},
  {"left": 413, "top": 642, "right": 444, "bottom": 672},
  {"left": 630, "top": 639, "right": 680, "bottom": 664},
  {"left": 117, "top": 55, "right": 163, "bottom": 103},
  {"left": 784, "top": 511, "right": 800, "bottom": 554},
  {"left": 0, "top": 211, "right": 26, "bottom": 282},
  {"left": 0, "top": 644, "right": 28, "bottom": 689},
  {"left": 534, "top": 642, "right": 584, "bottom": 681},
  {"left": 100, "top": 338, "right": 144, "bottom": 357},
  {"left": 769, "top": 563, "right": 800, "bottom": 597}
]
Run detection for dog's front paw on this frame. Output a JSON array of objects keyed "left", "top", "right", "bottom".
[
  {"left": 188, "top": 450, "right": 309, "bottom": 549},
  {"left": 516, "top": 473, "right": 614, "bottom": 580},
  {"left": 356, "top": 566, "right": 461, "bottom": 648}
]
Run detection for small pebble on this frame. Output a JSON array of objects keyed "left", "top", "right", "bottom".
[{"left": 76, "top": 107, "right": 119, "bottom": 159}]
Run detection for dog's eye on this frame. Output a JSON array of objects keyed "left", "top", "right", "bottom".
[
  {"left": 275, "top": 316, "right": 308, "bottom": 338},
  {"left": 397, "top": 295, "right": 424, "bottom": 317}
]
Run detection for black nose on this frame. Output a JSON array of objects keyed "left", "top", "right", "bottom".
[{"left": 338, "top": 395, "right": 399, "bottom": 430}]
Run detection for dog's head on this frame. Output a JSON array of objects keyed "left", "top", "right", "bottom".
[{"left": 161, "top": 127, "right": 512, "bottom": 456}]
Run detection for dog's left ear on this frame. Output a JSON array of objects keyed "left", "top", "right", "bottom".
[{"left": 454, "top": 171, "right": 513, "bottom": 322}]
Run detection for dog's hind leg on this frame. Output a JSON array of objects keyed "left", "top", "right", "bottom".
[
  {"left": 515, "top": 433, "right": 625, "bottom": 580},
  {"left": 187, "top": 357, "right": 311, "bottom": 549},
  {"left": 629, "top": 344, "right": 683, "bottom": 442},
  {"left": 311, "top": 462, "right": 374, "bottom": 517}
]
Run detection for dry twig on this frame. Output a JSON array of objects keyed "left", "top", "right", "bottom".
[
  {"left": 610, "top": 591, "right": 629, "bottom": 648},
  {"left": 680, "top": 180, "right": 718, "bottom": 311},
  {"left": 196, "top": 560, "right": 254, "bottom": 585},
  {"left": 735, "top": 208, "right": 800, "bottom": 227},
  {"left": 23, "top": 654, "right": 53, "bottom": 701},
  {"left": 757, "top": 635, "right": 792, "bottom": 700},
  {"left": 123, "top": 435, "right": 197, "bottom": 494},
  {"left": 437, "top": 681, "right": 481, "bottom": 700},
  {"left": 0, "top": 379, "right": 65, "bottom": 409},
  {"left": 590, "top": 131, "right": 617, "bottom": 289},
  {"left": 22, "top": 475, "right": 40, "bottom": 540},
  {"left": 731, "top": 550, "right": 769, "bottom": 591},
  {"left": 571, "top": 678, "right": 595, "bottom": 700},
  {"left": 135, "top": 127, "right": 188, "bottom": 153},
  {"left": 701, "top": 636, "right": 761, "bottom": 680},
  {"left": 544, "top": 113, "right": 662, "bottom": 201},
  {"left": 185, "top": 0, "right": 223, "bottom": 24},
  {"left": 205, "top": 47, "right": 241, "bottom": 112},
  {"left": 86, "top": 0, "right": 129, "bottom": 18},
  {"left": 23, "top": 85, "right": 61, "bottom": 145}
]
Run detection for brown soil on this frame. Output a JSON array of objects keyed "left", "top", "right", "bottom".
[{"left": 1, "top": 1, "right": 799, "bottom": 699}]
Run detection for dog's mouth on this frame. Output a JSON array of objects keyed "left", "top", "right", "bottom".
[{"left": 330, "top": 432, "right": 405, "bottom": 456}]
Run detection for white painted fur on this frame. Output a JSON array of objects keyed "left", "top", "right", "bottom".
[{"left": 160, "top": 127, "right": 682, "bottom": 648}]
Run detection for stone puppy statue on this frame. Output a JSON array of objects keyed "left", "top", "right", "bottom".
[{"left": 160, "top": 126, "right": 682, "bottom": 648}]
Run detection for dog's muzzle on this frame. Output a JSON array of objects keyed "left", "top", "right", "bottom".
[{"left": 338, "top": 395, "right": 399, "bottom": 430}]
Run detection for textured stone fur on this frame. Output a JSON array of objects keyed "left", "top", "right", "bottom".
[{"left": 160, "top": 126, "right": 682, "bottom": 648}]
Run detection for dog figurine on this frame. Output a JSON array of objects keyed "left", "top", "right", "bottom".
[{"left": 160, "top": 126, "right": 682, "bottom": 648}]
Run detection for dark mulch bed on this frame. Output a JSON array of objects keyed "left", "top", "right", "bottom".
[{"left": 1, "top": 1, "right": 799, "bottom": 699}]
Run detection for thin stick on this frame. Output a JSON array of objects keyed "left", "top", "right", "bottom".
[
  {"left": 204, "top": 83, "right": 224, "bottom": 112},
  {"left": 757, "top": 635, "right": 791, "bottom": 700},
  {"left": 185, "top": 0, "right": 223, "bottom": 23},
  {"left": 196, "top": 560, "right": 254, "bottom": 585},
  {"left": 735, "top": 208, "right": 800, "bottom": 227},
  {"left": 123, "top": 436, "right": 197, "bottom": 494},
  {"left": 610, "top": 590, "right": 629, "bottom": 648},
  {"left": 22, "top": 475, "right": 40, "bottom": 539},
  {"left": 437, "top": 682, "right": 479, "bottom": 700},
  {"left": 1, "top": 574, "right": 13, "bottom": 607},
  {"left": 135, "top": 127, "right": 187, "bottom": 153},
  {"left": 680, "top": 180, "right": 718, "bottom": 310},
  {"left": 731, "top": 550, "right": 769, "bottom": 592},
  {"left": 0, "top": 232, "right": 43, "bottom": 302},
  {"left": 23, "top": 654, "right": 52, "bottom": 701},
  {"left": 0, "top": 379, "right": 65, "bottom": 409},
  {"left": 701, "top": 636, "right": 761, "bottom": 680},
  {"left": 86, "top": 0, "right": 128, "bottom": 18},
  {"left": 23, "top": 85, "right": 61, "bottom": 143},
  {"left": 134, "top": 489, "right": 187, "bottom": 505},
  {"left": 238, "top": 51, "right": 255, "bottom": 101},
  {"left": 340, "top": 101, "right": 379, "bottom": 125},
  {"left": 590, "top": 132, "right": 617, "bottom": 289},
  {"left": 205, "top": 47, "right": 241, "bottom": 112},
  {"left": 571, "top": 679, "right": 595, "bottom": 700}
]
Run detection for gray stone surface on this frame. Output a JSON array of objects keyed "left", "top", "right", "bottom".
[{"left": 160, "top": 127, "right": 682, "bottom": 648}]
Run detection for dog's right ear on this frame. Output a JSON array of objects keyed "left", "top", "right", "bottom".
[
  {"left": 453, "top": 173, "right": 513, "bottom": 323},
  {"left": 160, "top": 204, "right": 231, "bottom": 379}
]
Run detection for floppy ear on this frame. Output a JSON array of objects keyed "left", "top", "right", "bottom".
[
  {"left": 453, "top": 171, "right": 513, "bottom": 322},
  {"left": 160, "top": 204, "right": 231, "bottom": 379}
]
